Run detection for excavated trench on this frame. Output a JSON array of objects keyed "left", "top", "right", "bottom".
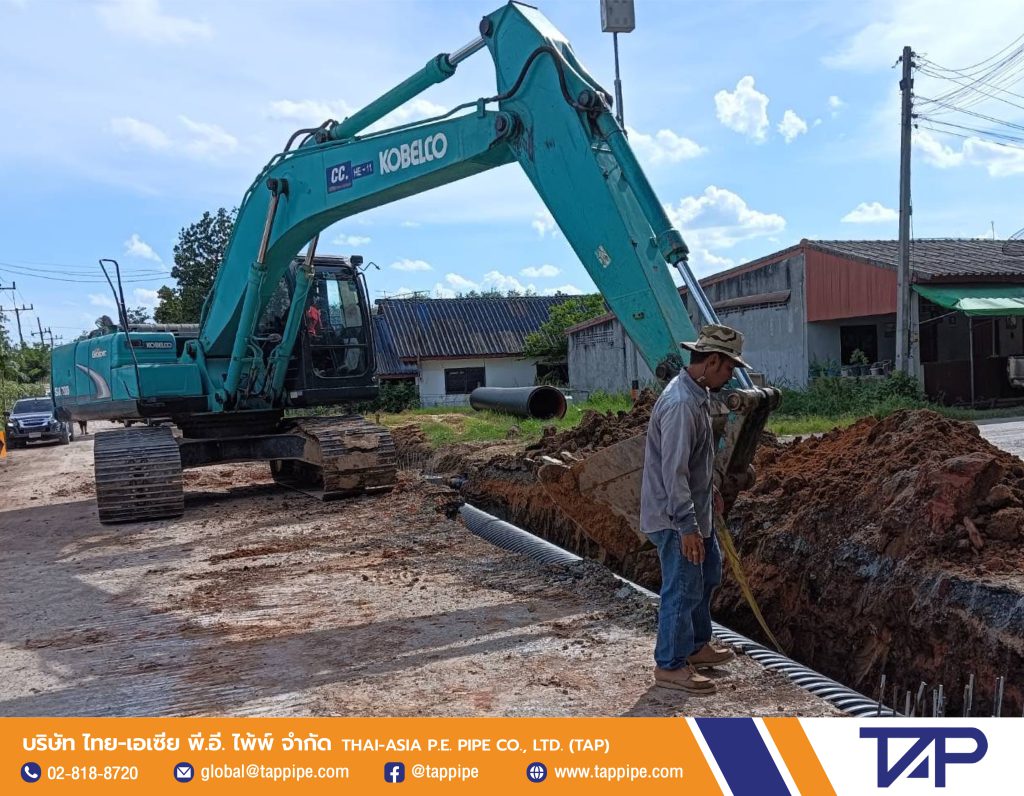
[{"left": 394, "top": 402, "right": 1024, "bottom": 716}]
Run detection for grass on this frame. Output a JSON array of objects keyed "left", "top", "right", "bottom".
[
  {"left": 372, "top": 382, "right": 1024, "bottom": 446},
  {"left": 374, "top": 392, "right": 632, "bottom": 448}
]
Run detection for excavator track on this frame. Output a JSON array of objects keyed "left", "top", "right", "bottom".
[
  {"left": 270, "top": 415, "right": 397, "bottom": 499},
  {"left": 94, "top": 426, "right": 184, "bottom": 524}
]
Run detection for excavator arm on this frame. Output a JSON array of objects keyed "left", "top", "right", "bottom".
[
  {"left": 56, "top": 1, "right": 777, "bottom": 529},
  {"left": 198, "top": 2, "right": 710, "bottom": 415}
]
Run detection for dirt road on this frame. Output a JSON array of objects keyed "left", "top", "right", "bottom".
[{"left": 0, "top": 426, "right": 836, "bottom": 718}]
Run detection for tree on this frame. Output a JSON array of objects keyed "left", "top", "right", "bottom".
[
  {"left": 154, "top": 207, "right": 237, "bottom": 323},
  {"left": 16, "top": 345, "right": 50, "bottom": 383},
  {"left": 126, "top": 306, "right": 151, "bottom": 325},
  {"left": 522, "top": 294, "right": 607, "bottom": 363}
]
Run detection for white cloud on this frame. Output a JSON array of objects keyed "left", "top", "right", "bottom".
[
  {"left": 520, "top": 264, "right": 560, "bottom": 278},
  {"left": 178, "top": 116, "right": 237, "bottom": 159},
  {"left": 532, "top": 210, "right": 557, "bottom": 237},
  {"left": 828, "top": 95, "right": 845, "bottom": 118},
  {"left": 390, "top": 258, "right": 432, "bottom": 272},
  {"left": 542, "top": 284, "right": 584, "bottom": 296},
  {"left": 132, "top": 288, "right": 159, "bottom": 309},
  {"left": 267, "top": 99, "right": 353, "bottom": 123},
  {"left": 963, "top": 138, "right": 1024, "bottom": 177},
  {"left": 400, "top": 221, "right": 422, "bottom": 228},
  {"left": 664, "top": 185, "right": 786, "bottom": 275},
  {"left": 626, "top": 127, "right": 706, "bottom": 164},
  {"left": 824, "top": 0, "right": 1023, "bottom": 73},
  {"left": 813, "top": 118, "right": 823, "bottom": 127},
  {"left": 123, "top": 233, "right": 162, "bottom": 263},
  {"left": 445, "top": 273, "right": 479, "bottom": 291},
  {"left": 777, "top": 110, "right": 808, "bottom": 143},
  {"left": 111, "top": 117, "right": 171, "bottom": 150},
  {"left": 89, "top": 293, "right": 116, "bottom": 309},
  {"left": 97, "top": 0, "right": 212, "bottom": 44},
  {"left": 913, "top": 128, "right": 965, "bottom": 169},
  {"left": 334, "top": 234, "right": 372, "bottom": 247},
  {"left": 841, "top": 201, "right": 899, "bottom": 223},
  {"left": 110, "top": 116, "right": 237, "bottom": 161},
  {"left": 481, "top": 270, "right": 534, "bottom": 294},
  {"left": 714, "top": 76, "right": 770, "bottom": 142},
  {"left": 431, "top": 283, "right": 456, "bottom": 298}
]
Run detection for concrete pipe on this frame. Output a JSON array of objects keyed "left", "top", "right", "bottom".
[{"left": 469, "top": 386, "right": 567, "bottom": 420}]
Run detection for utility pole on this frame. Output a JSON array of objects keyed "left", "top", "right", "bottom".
[
  {"left": 0, "top": 304, "right": 33, "bottom": 347},
  {"left": 34, "top": 316, "right": 46, "bottom": 348},
  {"left": 896, "top": 45, "right": 915, "bottom": 376}
]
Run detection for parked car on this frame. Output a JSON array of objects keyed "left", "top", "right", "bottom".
[{"left": 3, "top": 397, "right": 74, "bottom": 448}]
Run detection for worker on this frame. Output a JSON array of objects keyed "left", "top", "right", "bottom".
[
  {"left": 641, "top": 324, "right": 750, "bottom": 694},
  {"left": 305, "top": 303, "right": 322, "bottom": 337}
]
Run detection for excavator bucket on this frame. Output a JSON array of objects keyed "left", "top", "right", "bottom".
[{"left": 537, "top": 433, "right": 650, "bottom": 561}]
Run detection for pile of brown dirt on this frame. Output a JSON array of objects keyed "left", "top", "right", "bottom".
[
  {"left": 527, "top": 389, "right": 655, "bottom": 458},
  {"left": 718, "top": 409, "right": 1024, "bottom": 711},
  {"left": 736, "top": 409, "right": 1024, "bottom": 571}
]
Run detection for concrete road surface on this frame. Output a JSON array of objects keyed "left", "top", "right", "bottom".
[{"left": 977, "top": 418, "right": 1024, "bottom": 460}]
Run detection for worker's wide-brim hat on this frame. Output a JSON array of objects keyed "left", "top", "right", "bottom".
[{"left": 681, "top": 323, "right": 751, "bottom": 369}]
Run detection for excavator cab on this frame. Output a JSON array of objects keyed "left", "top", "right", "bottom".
[{"left": 258, "top": 255, "right": 379, "bottom": 408}]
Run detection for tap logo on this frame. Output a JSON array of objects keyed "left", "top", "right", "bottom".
[
  {"left": 384, "top": 762, "right": 405, "bottom": 783},
  {"left": 860, "top": 727, "right": 987, "bottom": 788}
]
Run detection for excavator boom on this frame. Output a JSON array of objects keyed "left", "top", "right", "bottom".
[{"left": 53, "top": 1, "right": 776, "bottom": 526}]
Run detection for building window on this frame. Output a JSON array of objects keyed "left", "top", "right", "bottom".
[{"left": 444, "top": 367, "right": 486, "bottom": 394}]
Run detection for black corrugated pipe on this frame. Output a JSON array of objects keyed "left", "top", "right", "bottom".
[
  {"left": 469, "top": 386, "right": 567, "bottom": 420},
  {"left": 458, "top": 503, "right": 896, "bottom": 717}
]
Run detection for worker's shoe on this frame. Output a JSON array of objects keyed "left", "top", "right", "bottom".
[
  {"left": 687, "top": 642, "right": 736, "bottom": 670},
  {"left": 654, "top": 665, "right": 717, "bottom": 695}
]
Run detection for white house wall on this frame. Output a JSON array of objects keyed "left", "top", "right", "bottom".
[{"left": 417, "top": 357, "right": 540, "bottom": 407}]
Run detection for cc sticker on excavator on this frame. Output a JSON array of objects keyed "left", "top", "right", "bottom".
[{"left": 326, "top": 160, "right": 374, "bottom": 193}]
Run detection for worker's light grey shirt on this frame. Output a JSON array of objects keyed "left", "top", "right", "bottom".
[{"left": 640, "top": 372, "right": 715, "bottom": 538}]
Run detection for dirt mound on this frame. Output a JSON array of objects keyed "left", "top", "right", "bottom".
[
  {"left": 719, "top": 409, "right": 1024, "bottom": 710},
  {"left": 527, "top": 389, "right": 655, "bottom": 458},
  {"left": 736, "top": 409, "right": 1024, "bottom": 571}
]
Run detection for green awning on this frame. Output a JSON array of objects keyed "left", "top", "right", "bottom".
[{"left": 914, "top": 283, "right": 1024, "bottom": 316}]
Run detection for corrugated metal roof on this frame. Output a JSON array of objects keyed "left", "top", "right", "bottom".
[
  {"left": 376, "top": 296, "right": 570, "bottom": 360},
  {"left": 372, "top": 315, "right": 417, "bottom": 378},
  {"left": 807, "top": 239, "right": 1024, "bottom": 281}
]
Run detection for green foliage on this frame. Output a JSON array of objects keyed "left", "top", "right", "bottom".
[
  {"left": 15, "top": 345, "right": 50, "bottom": 383},
  {"left": 353, "top": 380, "right": 420, "bottom": 414},
  {"left": 126, "top": 306, "right": 151, "bottom": 325},
  {"left": 0, "top": 381, "right": 49, "bottom": 414},
  {"left": 154, "top": 207, "right": 237, "bottom": 323},
  {"left": 777, "top": 373, "right": 925, "bottom": 418},
  {"left": 522, "top": 294, "right": 607, "bottom": 363},
  {"left": 848, "top": 348, "right": 869, "bottom": 366}
]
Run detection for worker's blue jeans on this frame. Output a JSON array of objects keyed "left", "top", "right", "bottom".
[{"left": 648, "top": 529, "right": 722, "bottom": 670}]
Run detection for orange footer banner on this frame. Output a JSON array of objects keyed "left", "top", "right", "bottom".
[{"left": 0, "top": 717, "right": 1015, "bottom": 794}]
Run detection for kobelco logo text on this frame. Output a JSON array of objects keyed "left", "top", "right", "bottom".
[
  {"left": 378, "top": 133, "right": 448, "bottom": 175},
  {"left": 860, "top": 727, "right": 987, "bottom": 788}
]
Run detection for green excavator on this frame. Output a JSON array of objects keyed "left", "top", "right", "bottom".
[{"left": 52, "top": 2, "right": 778, "bottom": 535}]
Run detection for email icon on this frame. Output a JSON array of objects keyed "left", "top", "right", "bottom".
[{"left": 174, "top": 763, "right": 194, "bottom": 782}]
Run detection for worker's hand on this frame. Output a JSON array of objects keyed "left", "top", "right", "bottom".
[
  {"left": 680, "top": 532, "right": 705, "bottom": 565},
  {"left": 713, "top": 487, "right": 725, "bottom": 518}
]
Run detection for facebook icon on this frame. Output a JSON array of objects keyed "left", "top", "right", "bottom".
[{"left": 384, "top": 762, "right": 406, "bottom": 784}]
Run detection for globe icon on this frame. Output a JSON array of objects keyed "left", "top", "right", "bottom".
[{"left": 527, "top": 762, "right": 547, "bottom": 783}]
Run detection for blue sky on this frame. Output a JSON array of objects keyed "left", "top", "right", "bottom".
[{"left": 1, "top": 0, "right": 1022, "bottom": 341}]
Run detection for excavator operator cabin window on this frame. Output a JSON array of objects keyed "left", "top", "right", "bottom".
[{"left": 309, "top": 274, "right": 368, "bottom": 378}]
